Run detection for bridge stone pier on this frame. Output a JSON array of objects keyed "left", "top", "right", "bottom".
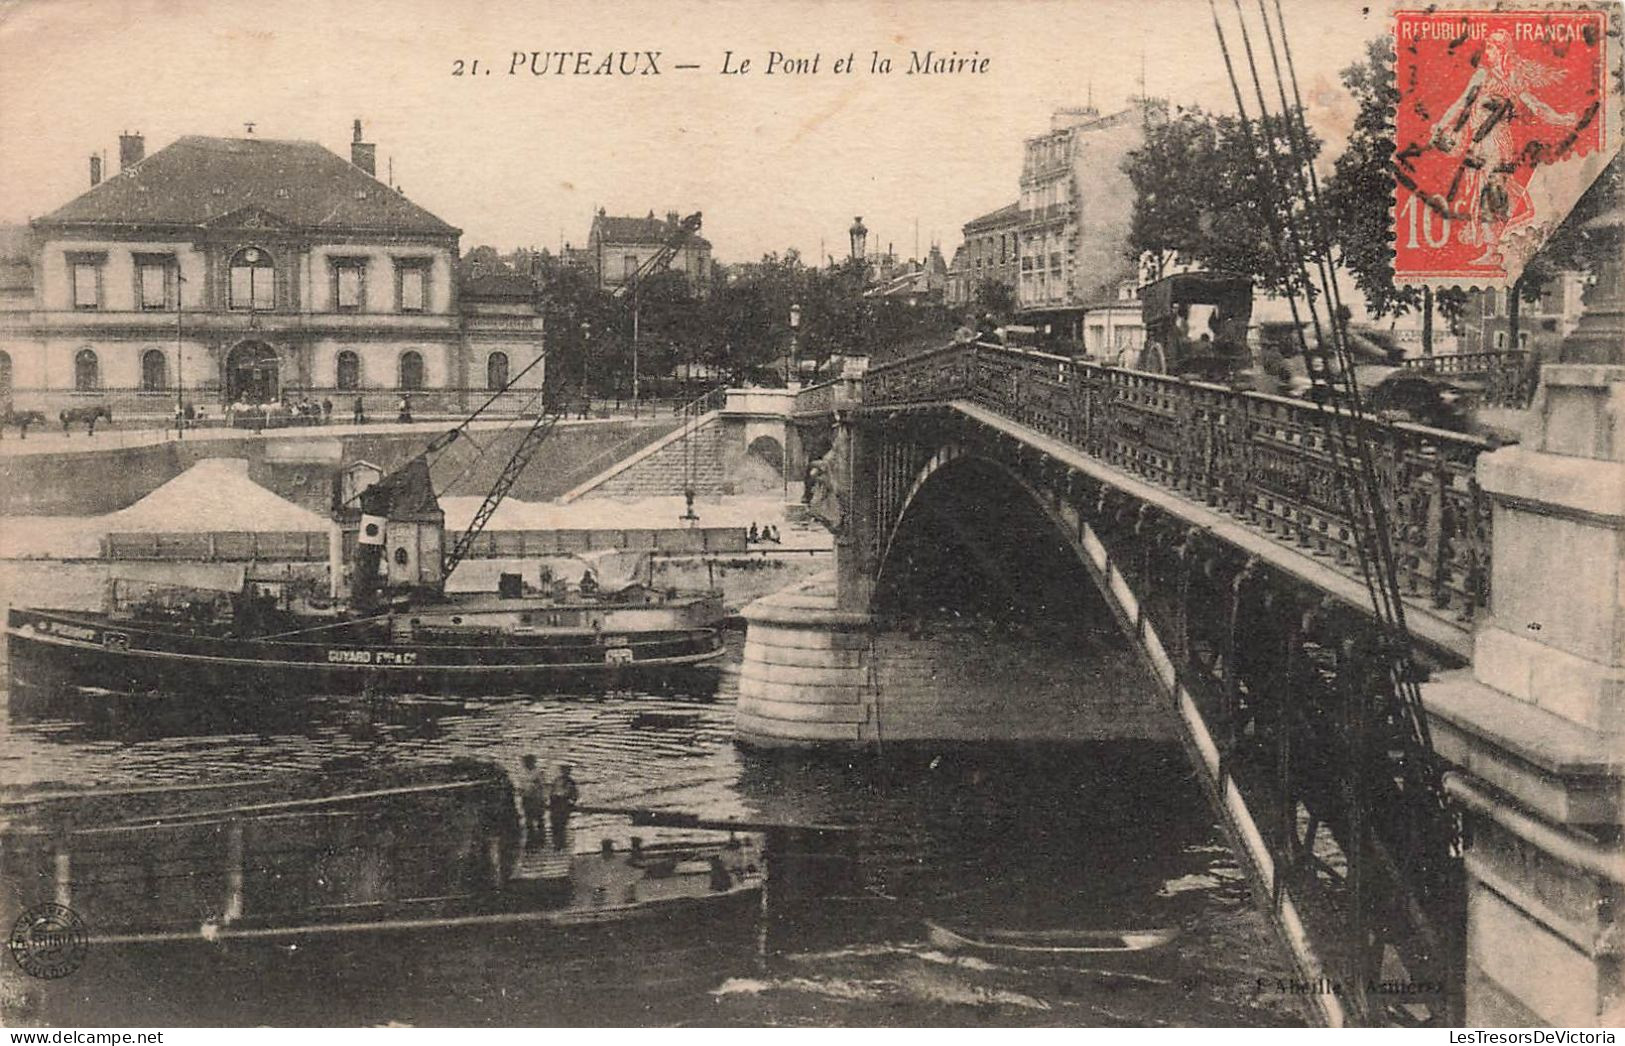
[
  {"left": 1421, "top": 363, "right": 1625, "bottom": 1026},
  {"left": 736, "top": 306, "right": 1624, "bottom": 1024}
]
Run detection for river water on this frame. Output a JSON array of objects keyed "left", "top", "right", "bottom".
[{"left": 1, "top": 608, "right": 1308, "bottom": 1028}]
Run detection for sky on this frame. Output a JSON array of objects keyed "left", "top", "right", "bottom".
[{"left": 0, "top": 0, "right": 1386, "bottom": 264}]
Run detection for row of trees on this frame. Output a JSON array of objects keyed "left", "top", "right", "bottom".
[
  {"left": 461, "top": 248, "right": 959, "bottom": 400},
  {"left": 1124, "top": 38, "right": 1619, "bottom": 350}
]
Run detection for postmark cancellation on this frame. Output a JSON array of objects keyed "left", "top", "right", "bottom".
[{"left": 1392, "top": 1, "right": 1621, "bottom": 289}]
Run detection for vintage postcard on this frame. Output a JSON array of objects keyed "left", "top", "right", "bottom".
[{"left": 0, "top": 0, "right": 1621, "bottom": 1034}]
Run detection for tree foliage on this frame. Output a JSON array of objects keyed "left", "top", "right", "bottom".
[
  {"left": 506, "top": 247, "right": 953, "bottom": 397},
  {"left": 1123, "top": 105, "right": 1323, "bottom": 297},
  {"left": 1321, "top": 38, "right": 1424, "bottom": 321},
  {"left": 972, "top": 278, "right": 1017, "bottom": 320}
]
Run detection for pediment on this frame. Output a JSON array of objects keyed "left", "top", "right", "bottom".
[{"left": 205, "top": 207, "right": 293, "bottom": 230}]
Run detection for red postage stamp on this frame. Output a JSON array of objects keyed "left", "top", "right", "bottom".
[{"left": 1392, "top": 3, "right": 1619, "bottom": 287}]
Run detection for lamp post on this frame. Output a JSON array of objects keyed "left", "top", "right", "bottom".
[
  {"left": 631, "top": 278, "right": 641, "bottom": 418},
  {"left": 579, "top": 320, "right": 591, "bottom": 409},
  {"left": 174, "top": 269, "right": 185, "bottom": 439},
  {"left": 788, "top": 302, "right": 802, "bottom": 388}
]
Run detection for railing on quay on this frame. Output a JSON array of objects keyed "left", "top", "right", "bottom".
[
  {"left": 1400, "top": 349, "right": 1536, "bottom": 409},
  {"left": 858, "top": 341, "right": 1496, "bottom": 624}
]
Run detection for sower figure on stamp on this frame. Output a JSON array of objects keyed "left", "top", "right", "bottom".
[
  {"left": 1431, "top": 29, "right": 1580, "bottom": 265},
  {"left": 548, "top": 763, "right": 579, "bottom": 851}
]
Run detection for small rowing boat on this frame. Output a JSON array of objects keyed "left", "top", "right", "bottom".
[{"left": 925, "top": 918, "right": 1180, "bottom": 961}]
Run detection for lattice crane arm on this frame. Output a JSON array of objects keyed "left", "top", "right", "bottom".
[
  {"left": 610, "top": 212, "right": 702, "bottom": 299},
  {"left": 440, "top": 410, "right": 559, "bottom": 581}
]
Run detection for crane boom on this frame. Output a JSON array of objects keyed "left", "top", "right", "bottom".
[
  {"left": 441, "top": 410, "right": 559, "bottom": 580},
  {"left": 610, "top": 212, "right": 702, "bottom": 299},
  {"left": 439, "top": 213, "right": 700, "bottom": 580}
]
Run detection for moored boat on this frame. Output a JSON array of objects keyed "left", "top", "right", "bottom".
[
  {"left": 1, "top": 761, "right": 764, "bottom": 1025},
  {"left": 6, "top": 591, "right": 725, "bottom": 701},
  {"left": 6, "top": 374, "right": 732, "bottom": 703}
]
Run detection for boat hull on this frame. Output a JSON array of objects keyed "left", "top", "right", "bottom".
[
  {"left": 12, "top": 886, "right": 763, "bottom": 1026},
  {"left": 6, "top": 607, "right": 726, "bottom": 701},
  {"left": 1, "top": 763, "right": 765, "bottom": 1026}
]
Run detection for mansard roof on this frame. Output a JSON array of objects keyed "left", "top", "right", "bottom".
[
  {"left": 963, "top": 202, "right": 1021, "bottom": 233},
  {"left": 36, "top": 136, "right": 459, "bottom": 238},
  {"left": 591, "top": 213, "right": 712, "bottom": 250}
]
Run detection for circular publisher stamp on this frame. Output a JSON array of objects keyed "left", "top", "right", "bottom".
[{"left": 8, "top": 903, "right": 88, "bottom": 980}]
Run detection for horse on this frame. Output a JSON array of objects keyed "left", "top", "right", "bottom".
[
  {"left": 0, "top": 407, "right": 45, "bottom": 439},
  {"left": 59, "top": 404, "right": 111, "bottom": 436}
]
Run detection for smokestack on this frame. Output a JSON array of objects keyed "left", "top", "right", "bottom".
[
  {"left": 90, "top": 155, "right": 102, "bottom": 187},
  {"left": 118, "top": 131, "right": 144, "bottom": 171},
  {"left": 350, "top": 118, "right": 376, "bottom": 176}
]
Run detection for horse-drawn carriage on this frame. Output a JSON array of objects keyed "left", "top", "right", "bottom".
[{"left": 1133, "top": 271, "right": 1257, "bottom": 381}]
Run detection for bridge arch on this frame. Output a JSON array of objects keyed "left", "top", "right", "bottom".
[
  {"left": 745, "top": 434, "right": 784, "bottom": 475},
  {"left": 860, "top": 435, "right": 1344, "bottom": 1024},
  {"left": 873, "top": 442, "right": 1160, "bottom": 655},
  {"left": 873, "top": 444, "right": 1115, "bottom": 629}
]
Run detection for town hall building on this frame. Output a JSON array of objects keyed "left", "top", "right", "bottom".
[{"left": 0, "top": 123, "right": 544, "bottom": 420}]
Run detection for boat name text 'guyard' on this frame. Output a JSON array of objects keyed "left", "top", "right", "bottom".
[{"left": 327, "top": 649, "right": 421, "bottom": 666}]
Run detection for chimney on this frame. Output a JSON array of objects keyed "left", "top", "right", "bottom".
[
  {"left": 350, "top": 118, "right": 376, "bottom": 176},
  {"left": 90, "top": 154, "right": 102, "bottom": 187},
  {"left": 118, "top": 131, "right": 144, "bottom": 171}
]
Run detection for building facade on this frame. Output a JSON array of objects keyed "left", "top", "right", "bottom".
[
  {"left": 586, "top": 209, "right": 713, "bottom": 294},
  {"left": 1080, "top": 280, "right": 1146, "bottom": 361},
  {"left": 1017, "top": 105, "right": 1148, "bottom": 339},
  {"left": 951, "top": 202, "right": 1021, "bottom": 310},
  {"left": 0, "top": 124, "right": 543, "bottom": 420},
  {"left": 864, "top": 245, "right": 949, "bottom": 306},
  {"left": 1457, "top": 273, "right": 1587, "bottom": 361}
]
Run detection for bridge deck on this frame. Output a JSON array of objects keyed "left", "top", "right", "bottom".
[{"left": 881, "top": 398, "right": 1475, "bottom": 662}]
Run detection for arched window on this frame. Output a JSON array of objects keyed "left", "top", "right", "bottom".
[
  {"left": 336, "top": 350, "right": 360, "bottom": 391},
  {"left": 74, "top": 348, "right": 99, "bottom": 391},
  {"left": 486, "top": 351, "right": 510, "bottom": 390},
  {"left": 141, "top": 349, "right": 168, "bottom": 392},
  {"left": 398, "top": 350, "right": 424, "bottom": 390},
  {"left": 229, "top": 247, "right": 275, "bottom": 311}
]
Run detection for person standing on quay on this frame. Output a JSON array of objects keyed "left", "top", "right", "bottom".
[
  {"left": 519, "top": 754, "right": 550, "bottom": 849},
  {"left": 548, "top": 764, "right": 579, "bottom": 851}
]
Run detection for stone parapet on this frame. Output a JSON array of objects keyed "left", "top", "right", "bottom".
[{"left": 1423, "top": 360, "right": 1625, "bottom": 1026}]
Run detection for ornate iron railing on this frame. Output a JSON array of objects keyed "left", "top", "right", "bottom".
[
  {"left": 863, "top": 340, "right": 1478, "bottom": 1022},
  {"left": 861, "top": 342, "right": 1494, "bottom": 624},
  {"left": 792, "top": 379, "right": 839, "bottom": 418}
]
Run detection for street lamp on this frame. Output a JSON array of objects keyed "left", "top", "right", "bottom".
[
  {"left": 788, "top": 302, "right": 802, "bottom": 387},
  {"left": 174, "top": 269, "right": 185, "bottom": 439},
  {"left": 849, "top": 217, "right": 868, "bottom": 262},
  {"left": 631, "top": 279, "right": 641, "bottom": 418}
]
